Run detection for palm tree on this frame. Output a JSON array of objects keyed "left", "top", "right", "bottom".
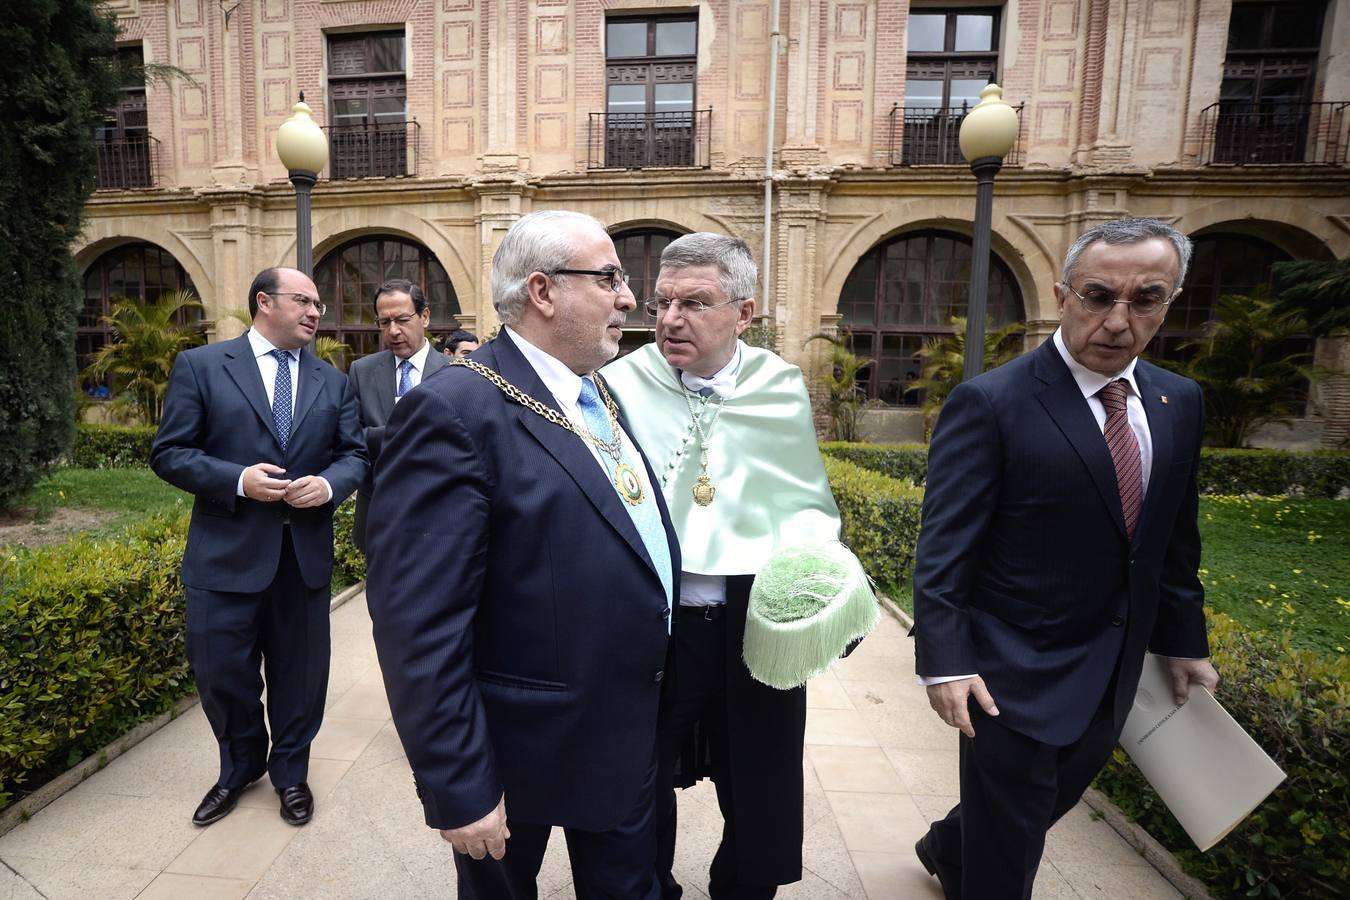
[
  {"left": 912, "top": 317, "right": 1025, "bottom": 438},
  {"left": 1171, "top": 288, "right": 1320, "bottom": 447},
  {"left": 806, "top": 333, "right": 873, "bottom": 442},
  {"left": 82, "top": 290, "right": 205, "bottom": 424},
  {"left": 1271, "top": 257, "right": 1350, "bottom": 337},
  {"left": 311, "top": 337, "right": 353, "bottom": 371}
]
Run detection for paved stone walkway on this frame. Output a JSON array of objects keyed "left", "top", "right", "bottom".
[{"left": 0, "top": 594, "right": 1183, "bottom": 899}]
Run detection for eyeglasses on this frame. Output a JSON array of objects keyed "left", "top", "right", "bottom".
[
  {"left": 376, "top": 313, "right": 421, "bottom": 330},
  {"left": 644, "top": 296, "right": 743, "bottom": 318},
  {"left": 1064, "top": 284, "right": 1175, "bottom": 318},
  {"left": 269, "top": 292, "right": 327, "bottom": 316},
  {"left": 551, "top": 267, "right": 629, "bottom": 294}
]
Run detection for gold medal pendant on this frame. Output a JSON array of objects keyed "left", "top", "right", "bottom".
[
  {"left": 614, "top": 462, "right": 646, "bottom": 505},
  {"left": 692, "top": 473, "right": 716, "bottom": 507}
]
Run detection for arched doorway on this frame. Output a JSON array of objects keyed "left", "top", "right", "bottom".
[
  {"left": 611, "top": 226, "right": 683, "bottom": 355},
  {"left": 838, "top": 230, "right": 1024, "bottom": 405},
  {"left": 314, "top": 236, "right": 460, "bottom": 359}
]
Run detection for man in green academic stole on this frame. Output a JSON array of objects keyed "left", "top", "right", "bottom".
[{"left": 604, "top": 233, "right": 841, "bottom": 899}]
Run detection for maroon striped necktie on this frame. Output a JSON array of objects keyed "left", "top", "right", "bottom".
[{"left": 1099, "top": 380, "right": 1143, "bottom": 540}]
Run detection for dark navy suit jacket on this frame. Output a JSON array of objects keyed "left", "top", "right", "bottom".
[
  {"left": 150, "top": 333, "right": 367, "bottom": 593},
  {"left": 913, "top": 339, "right": 1209, "bottom": 746},
  {"left": 365, "top": 334, "right": 679, "bottom": 832}
]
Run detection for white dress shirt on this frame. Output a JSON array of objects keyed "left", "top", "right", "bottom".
[
  {"left": 234, "top": 328, "right": 332, "bottom": 502},
  {"left": 392, "top": 339, "right": 433, "bottom": 402},
  {"left": 920, "top": 329, "right": 1156, "bottom": 687}
]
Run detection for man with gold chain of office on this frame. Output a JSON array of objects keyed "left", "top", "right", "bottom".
[{"left": 604, "top": 232, "right": 877, "bottom": 899}]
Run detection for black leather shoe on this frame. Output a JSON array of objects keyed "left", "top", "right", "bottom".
[
  {"left": 916, "top": 832, "right": 962, "bottom": 899},
  {"left": 277, "top": 782, "right": 314, "bottom": 826},
  {"left": 192, "top": 771, "right": 262, "bottom": 827}
]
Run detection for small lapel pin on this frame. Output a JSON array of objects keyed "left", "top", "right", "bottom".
[{"left": 1160, "top": 395, "right": 1168, "bottom": 405}]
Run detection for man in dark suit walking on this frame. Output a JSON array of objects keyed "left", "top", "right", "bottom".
[
  {"left": 912, "top": 218, "right": 1220, "bottom": 898},
  {"left": 150, "top": 266, "right": 366, "bottom": 828},
  {"left": 347, "top": 279, "right": 449, "bottom": 552},
  {"left": 366, "top": 210, "right": 678, "bottom": 899}
]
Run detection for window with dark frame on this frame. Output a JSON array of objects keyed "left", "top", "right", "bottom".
[
  {"left": 95, "top": 46, "right": 153, "bottom": 189},
  {"left": 1215, "top": 1, "right": 1326, "bottom": 163},
  {"left": 327, "top": 31, "right": 409, "bottom": 178},
  {"left": 611, "top": 227, "right": 683, "bottom": 355},
  {"left": 313, "top": 236, "right": 459, "bottom": 361},
  {"left": 80, "top": 243, "right": 200, "bottom": 390},
  {"left": 604, "top": 15, "right": 698, "bottom": 168},
  {"left": 839, "top": 231, "right": 1023, "bottom": 406},
  {"left": 902, "top": 8, "right": 1000, "bottom": 165}
]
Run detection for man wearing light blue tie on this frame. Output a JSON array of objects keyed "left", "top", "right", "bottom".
[{"left": 366, "top": 210, "right": 679, "bottom": 899}]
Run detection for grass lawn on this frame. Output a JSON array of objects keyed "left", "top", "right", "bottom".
[
  {"left": 1198, "top": 494, "right": 1349, "bottom": 653},
  {"left": 17, "top": 466, "right": 188, "bottom": 538}
]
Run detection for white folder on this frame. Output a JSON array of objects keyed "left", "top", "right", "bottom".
[{"left": 1118, "top": 653, "right": 1286, "bottom": 851}]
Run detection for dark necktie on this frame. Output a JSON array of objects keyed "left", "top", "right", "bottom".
[
  {"left": 271, "top": 348, "right": 292, "bottom": 452},
  {"left": 1099, "top": 379, "right": 1143, "bottom": 540}
]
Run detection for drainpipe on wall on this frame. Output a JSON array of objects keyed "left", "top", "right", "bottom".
[{"left": 761, "top": 0, "right": 781, "bottom": 319}]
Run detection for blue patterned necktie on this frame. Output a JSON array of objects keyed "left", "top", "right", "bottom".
[
  {"left": 397, "top": 359, "right": 413, "bottom": 399},
  {"left": 271, "top": 349, "right": 293, "bottom": 451},
  {"left": 577, "top": 376, "right": 674, "bottom": 624}
]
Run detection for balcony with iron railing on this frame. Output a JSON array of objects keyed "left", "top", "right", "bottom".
[
  {"left": 322, "top": 120, "right": 420, "bottom": 179},
  {"left": 887, "top": 103, "right": 1025, "bottom": 167},
  {"left": 94, "top": 132, "right": 160, "bottom": 189},
  {"left": 588, "top": 109, "right": 712, "bottom": 170},
  {"left": 1198, "top": 101, "right": 1348, "bottom": 165}
]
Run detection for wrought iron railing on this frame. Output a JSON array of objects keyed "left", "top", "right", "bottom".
[
  {"left": 887, "top": 103, "right": 1025, "bottom": 167},
  {"left": 322, "top": 120, "right": 420, "bottom": 179},
  {"left": 94, "top": 133, "right": 160, "bottom": 189},
  {"left": 588, "top": 109, "right": 712, "bottom": 169},
  {"left": 1198, "top": 101, "right": 1348, "bottom": 165}
]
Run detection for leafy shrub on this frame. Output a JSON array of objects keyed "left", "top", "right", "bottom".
[
  {"left": 821, "top": 442, "right": 929, "bottom": 485},
  {"left": 69, "top": 423, "right": 157, "bottom": 468},
  {"left": 332, "top": 497, "right": 365, "bottom": 591},
  {"left": 0, "top": 513, "right": 193, "bottom": 810},
  {"left": 823, "top": 456, "right": 924, "bottom": 593},
  {"left": 1094, "top": 613, "right": 1349, "bottom": 899}
]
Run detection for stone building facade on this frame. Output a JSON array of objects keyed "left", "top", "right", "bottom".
[{"left": 80, "top": 0, "right": 1350, "bottom": 444}]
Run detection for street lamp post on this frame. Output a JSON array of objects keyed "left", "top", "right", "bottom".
[
  {"left": 957, "top": 83, "right": 1020, "bottom": 382},
  {"left": 275, "top": 93, "right": 329, "bottom": 277}
]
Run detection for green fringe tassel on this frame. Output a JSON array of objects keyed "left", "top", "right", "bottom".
[{"left": 742, "top": 541, "right": 880, "bottom": 690}]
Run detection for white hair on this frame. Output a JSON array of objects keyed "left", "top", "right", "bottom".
[
  {"left": 1061, "top": 218, "right": 1193, "bottom": 288},
  {"left": 491, "top": 210, "right": 608, "bottom": 325}
]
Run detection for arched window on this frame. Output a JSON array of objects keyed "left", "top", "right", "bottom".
[
  {"left": 314, "top": 236, "right": 460, "bottom": 359},
  {"left": 80, "top": 242, "right": 200, "bottom": 380},
  {"left": 1150, "top": 234, "right": 1292, "bottom": 361},
  {"left": 839, "top": 231, "right": 1024, "bottom": 405},
  {"left": 611, "top": 226, "right": 682, "bottom": 355}
]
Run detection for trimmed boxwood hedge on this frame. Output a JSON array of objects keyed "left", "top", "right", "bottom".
[
  {"left": 821, "top": 456, "right": 923, "bottom": 593},
  {"left": 69, "top": 423, "right": 156, "bottom": 469},
  {"left": 820, "top": 441, "right": 928, "bottom": 486}
]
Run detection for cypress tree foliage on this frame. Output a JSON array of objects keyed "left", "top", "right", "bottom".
[{"left": 0, "top": 2, "right": 121, "bottom": 511}]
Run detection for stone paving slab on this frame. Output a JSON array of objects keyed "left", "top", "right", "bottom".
[{"left": 0, "top": 595, "right": 1184, "bottom": 899}]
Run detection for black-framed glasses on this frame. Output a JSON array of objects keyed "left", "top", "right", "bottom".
[
  {"left": 1064, "top": 284, "right": 1176, "bottom": 318},
  {"left": 376, "top": 313, "right": 421, "bottom": 330},
  {"left": 269, "top": 292, "right": 327, "bottom": 316},
  {"left": 644, "top": 296, "right": 743, "bottom": 318},
  {"left": 551, "top": 267, "right": 629, "bottom": 294}
]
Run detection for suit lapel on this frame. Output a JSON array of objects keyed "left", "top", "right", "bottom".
[
  {"left": 488, "top": 337, "right": 659, "bottom": 576},
  {"left": 222, "top": 335, "right": 283, "bottom": 449},
  {"left": 1032, "top": 341, "right": 1128, "bottom": 541},
  {"left": 373, "top": 351, "right": 397, "bottom": 423},
  {"left": 424, "top": 347, "right": 449, "bottom": 379},
  {"left": 289, "top": 349, "right": 325, "bottom": 437},
  {"left": 1132, "top": 364, "right": 1174, "bottom": 545}
]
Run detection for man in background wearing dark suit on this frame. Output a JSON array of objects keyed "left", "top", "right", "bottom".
[
  {"left": 366, "top": 210, "right": 678, "bottom": 899},
  {"left": 151, "top": 267, "right": 366, "bottom": 828},
  {"left": 347, "top": 279, "right": 448, "bottom": 552},
  {"left": 912, "top": 218, "right": 1220, "bottom": 898}
]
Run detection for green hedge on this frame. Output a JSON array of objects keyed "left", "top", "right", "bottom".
[
  {"left": 1094, "top": 613, "right": 1349, "bottom": 899},
  {"left": 69, "top": 423, "right": 156, "bottom": 469},
  {"left": 0, "top": 513, "right": 193, "bottom": 810},
  {"left": 820, "top": 442, "right": 1350, "bottom": 498},
  {"left": 822, "top": 456, "right": 924, "bottom": 593}
]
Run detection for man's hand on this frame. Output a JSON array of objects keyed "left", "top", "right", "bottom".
[
  {"left": 1165, "top": 657, "right": 1220, "bottom": 706},
  {"left": 440, "top": 795, "right": 510, "bottom": 860},
  {"left": 283, "top": 475, "right": 328, "bottom": 508},
  {"left": 242, "top": 463, "right": 290, "bottom": 501},
  {"left": 926, "top": 677, "right": 999, "bottom": 739}
]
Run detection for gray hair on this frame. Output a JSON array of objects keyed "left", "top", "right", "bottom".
[
  {"left": 491, "top": 210, "right": 608, "bottom": 325},
  {"left": 1061, "top": 218, "right": 1193, "bottom": 288},
  {"left": 659, "top": 232, "right": 758, "bottom": 302}
]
